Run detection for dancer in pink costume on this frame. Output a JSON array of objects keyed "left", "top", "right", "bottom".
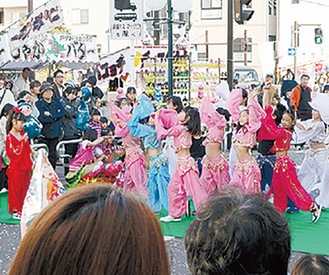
[
  {"left": 110, "top": 102, "right": 148, "bottom": 199},
  {"left": 258, "top": 88, "right": 321, "bottom": 223},
  {"left": 199, "top": 97, "right": 230, "bottom": 196},
  {"left": 156, "top": 107, "right": 208, "bottom": 222},
  {"left": 226, "top": 89, "right": 265, "bottom": 193}
]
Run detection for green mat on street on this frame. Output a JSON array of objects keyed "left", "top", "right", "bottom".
[
  {"left": 159, "top": 205, "right": 329, "bottom": 256},
  {"left": 1, "top": 192, "right": 329, "bottom": 256},
  {"left": 0, "top": 192, "right": 20, "bottom": 225}
]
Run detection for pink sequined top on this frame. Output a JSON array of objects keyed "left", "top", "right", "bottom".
[
  {"left": 200, "top": 97, "right": 226, "bottom": 146},
  {"left": 258, "top": 105, "right": 291, "bottom": 153},
  {"left": 226, "top": 89, "right": 265, "bottom": 148},
  {"left": 155, "top": 109, "right": 192, "bottom": 152}
]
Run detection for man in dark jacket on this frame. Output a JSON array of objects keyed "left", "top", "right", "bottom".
[{"left": 36, "top": 82, "right": 65, "bottom": 169}]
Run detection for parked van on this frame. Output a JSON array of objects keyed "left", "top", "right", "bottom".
[{"left": 233, "top": 66, "right": 260, "bottom": 88}]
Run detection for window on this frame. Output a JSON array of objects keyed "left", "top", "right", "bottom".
[
  {"left": 72, "top": 9, "right": 89, "bottom": 25},
  {"left": 233, "top": 37, "right": 252, "bottom": 63},
  {"left": 201, "top": 0, "right": 222, "bottom": 20}
]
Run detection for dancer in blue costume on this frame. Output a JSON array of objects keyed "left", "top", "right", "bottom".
[{"left": 127, "top": 95, "right": 170, "bottom": 213}]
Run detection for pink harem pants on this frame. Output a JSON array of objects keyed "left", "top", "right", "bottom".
[
  {"left": 124, "top": 146, "right": 148, "bottom": 199},
  {"left": 168, "top": 155, "right": 208, "bottom": 218},
  {"left": 200, "top": 155, "right": 230, "bottom": 196},
  {"left": 230, "top": 156, "right": 260, "bottom": 193},
  {"left": 273, "top": 154, "right": 314, "bottom": 212}
]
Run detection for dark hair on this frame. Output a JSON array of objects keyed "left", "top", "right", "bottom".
[
  {"left": 291, "top": 254, "right": 329, "bottom": 275},
  {"left": 167, "top": 96, "right": 183, "bottom": 113},
  {"left": 185, "top": 187, "right": 291, "bottom": 275},
  {"left": 83, "top": 129, "right": 98, "bottom": 142},
  {"left": 9, "top": 184, "right": 170, "bottom": 275},
  {"left": 283, "top": 108, "right": 296, "bottom": 129},
  {"left": 63, "top": 86, "right": 76, "bottom": 97},
  {"left": 22, "top": 67, "right": 31, "bottom": 72},
  {"left": 216, "top": 107, "right": 231, "bottom": 121},
  {"left": 118, "top": 97, "right": 128, "bottom": 108},
  {"left": 0, "top": 73, "right": 5, "bottom": 81},
  {"left": 100, "top": 116, "right": 108, "bottom": 124},
  {"left": 80, "top": 78, "right": 93, "bottom": 87},
  {"left": 126, "top": 86, "right": 137, "bottom": 94},
  {"left": 46, "top": 76, "right": 54, "bottom": 84},
  {"left": 300, "top": 74, "right": 310, "bottom": 79},
  {"left": 88, "top": 75, "right": 97, "bottom": 86},
  {"left": 0, "top": 103, "right": 14, "bottom": 117},
  {"left": 53, "top": 69, "right": 64, "bottom": 78},
  {"left": 184, "top": 106, "right": 201, "bottom": 136},
  {"left": 6, "top": 109, "right": 27, "bottom": 133},
  {"left": 17, "top": 90, "right": 32, "bottom": 101},
  {"left": 90, "top": 108, "right": 101, "bottom": 117},
  {"left": 273, "top": 103, "right": 287, "bottom": 126},
  {"left": 30, "top": 80, "right": 41, "bottom": 89}
]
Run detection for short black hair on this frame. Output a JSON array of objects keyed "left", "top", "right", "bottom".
[
  {"left": 90, "top": 108, "right": 101, "bottom": 117},
  {"left": 83, "top": 129, "right": 98, "bottom": 142},
  {"left": 22, "top": 67, "right": 31, "bottom": 72},
  {"left": 300, "top": 74, "right": 310, "bottom": 79},
  {"left": 53, "top": 69, "right": 64, "bottom": 78},
  {"left": 100, "top": 116, "right": 108, "bottom": 124},
  {"left": 185, "top": 187, "right": 291, "bottom": 275}
]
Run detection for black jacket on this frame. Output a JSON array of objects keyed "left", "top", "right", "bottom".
[{"left": 60, "top": 97, "right": 80, "bottom": 139}]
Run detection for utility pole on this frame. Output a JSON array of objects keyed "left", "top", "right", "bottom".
[
  {"left": 205, "top": 30, "right": 209, "bottom": 60},
  {"left": 227, "top": 0, "right": 233, "bottom": 90},
  {"left": 293, "top": 21, "right": 299, "bottom": 77},
  {"left": 28, "top": 0, "right": 33, "bottom": 13},
  {"left": 244, "top": 29, "right": 248, "bottom": 66},
  {"left": 167, "top": 0, "right": 173, "bottom": 97}
]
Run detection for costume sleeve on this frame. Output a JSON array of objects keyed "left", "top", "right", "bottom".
[
  {"left": 245, "top": 95, "right": 265, "bottom": 134},
  {"left": 155, "top": 109, "right": 180, "bottom": 140},
  {"left": 200, "top": 97, "right": 226, "bottom": 129},
  {"left": 226, "top": 89, "right": 242, "bottom": 124},
  {"left": 294, "top": 120, "right": 325, "bottom": 144},
  {"left": 126, "top": 109, "right": 154, "bottom": 138},
  {"left": 258, "top": 105, "right": 285, "bottom": 140}
]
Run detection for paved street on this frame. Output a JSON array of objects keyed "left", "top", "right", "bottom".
[{"left": 0, "top": 150, "right": 320, "bottom": 274}]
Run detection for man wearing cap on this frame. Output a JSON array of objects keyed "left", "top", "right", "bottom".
[
  {"left": 35, "top": 82, "right": 65, "bottom": 169},
  {"left": 290, "top": 74, "right": 313, "bottom": 121}
]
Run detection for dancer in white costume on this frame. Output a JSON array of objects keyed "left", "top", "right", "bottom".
[{"left": 296, "top": 92, "right": 329, "bottom": 208}]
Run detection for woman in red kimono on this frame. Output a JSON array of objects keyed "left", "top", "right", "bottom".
[{"left": 6, "top": 107, "right": 32, "bottom": 219}]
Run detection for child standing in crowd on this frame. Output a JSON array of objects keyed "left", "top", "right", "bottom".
[
  {"left": 110, "top": 102, "right": 148, "bottom": 199},
  {"left": 200, "top": 96, "right": 231, "bottom": 195},
  {"left": 156, "top": 106, "right": 207, "bottom": 222},
  {"left": 258, "top": 88, "right": 322, "bottom": 222},
  {"left": 100, "top": 116, "right": 115, "bottom": 137},
  {"left": 65, "top": 129, "right": 105, "bottom": 187},
  {"left": 127, "top": 94, "right": 170, "bottom": 213},
  {"left": 226, "top": 89, "right": 265, "bottom": 193},
  {"left": 6, "top": 107, "right": 32, "bottom": 219},
  {"left": 89, "top": 108, "right": 102, "bottom": 137}
]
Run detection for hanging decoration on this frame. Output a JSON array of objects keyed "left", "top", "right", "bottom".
[{"left": 172, "top": 0, "right": 194, "bottom": 13}]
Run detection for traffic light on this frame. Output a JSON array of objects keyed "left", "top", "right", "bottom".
[
  {"left": 315, "top": 28, "right": 323, "bottom": 44},
  {"left": 234, "top": 0, "right": 254, "bottom": 25}
]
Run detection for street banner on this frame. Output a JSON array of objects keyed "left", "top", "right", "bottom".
[
  {"left": 21, "top": 149, "right": 65, "bottom": 238},
  {"left": 6, "top": 0, "right": 64, "bottom": 50},
  {"left": 1, "top": 33, "right": 99, "bottom": 65},
  {"left": 109, "top": 0, "right": 144, "bottom": 40}
]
